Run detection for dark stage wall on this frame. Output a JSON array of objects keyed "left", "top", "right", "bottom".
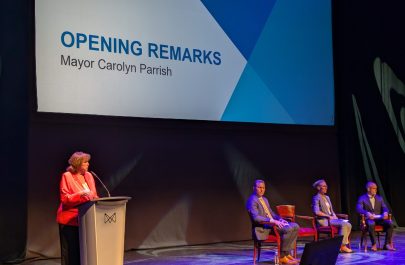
[
  {"left": 26, "top": 115, "right": 340, "bottom": 257},
  {"left": 0, "top": 0, "right": 30, "bottom": 263}
]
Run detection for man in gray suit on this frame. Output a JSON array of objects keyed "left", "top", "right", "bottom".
[
  {"left": 356, "top": 181, "right": 395, "bottom": 251},
  {"left": 246, "top": 179, "right": 299, "bottom": 264}
]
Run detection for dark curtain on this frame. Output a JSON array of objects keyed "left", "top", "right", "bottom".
[
  {"left": 0, "top": 0, "right": 30, "bottom": 263},
  {"left": 334, "top": 0, "right": 405, "bottom": 227}
]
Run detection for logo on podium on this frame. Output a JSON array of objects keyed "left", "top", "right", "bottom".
[{"left": 104, "top": 212, "right": 116, "bottom": 223}]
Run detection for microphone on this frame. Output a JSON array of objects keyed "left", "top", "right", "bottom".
[{"left": 90, "top": 171, "right": 111, "bottom": 197}]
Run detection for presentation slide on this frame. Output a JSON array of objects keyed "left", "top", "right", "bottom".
[{"left": 35, "top": 0, "right": 334, "bottom": 125}]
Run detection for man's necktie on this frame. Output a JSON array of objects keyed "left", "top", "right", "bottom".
[{"left": 258, "top": 197, "right": 273, "bottom": 219}]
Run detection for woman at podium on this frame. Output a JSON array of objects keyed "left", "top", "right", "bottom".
[{"left": 56, "top": 151, "right": 99, "bottom": 265}]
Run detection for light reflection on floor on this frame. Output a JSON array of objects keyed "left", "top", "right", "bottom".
[
  {"left": 124, "top": 230, "right": 405, "bottom": 265},
  {"left": 20, "top": 230, "right": 405, "bottom": 265}
]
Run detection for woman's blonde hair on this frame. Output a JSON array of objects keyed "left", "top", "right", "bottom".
[{"left": 66, "top": 151, "right": 91, "bottom": 173}]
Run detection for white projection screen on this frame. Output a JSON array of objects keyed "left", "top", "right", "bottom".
[{"left": 35, "top": 0, "right": 335, "bottom": 125}]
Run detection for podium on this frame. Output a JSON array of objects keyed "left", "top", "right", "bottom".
[{"left": 78, "top": 196, "right": 131, "bottom": 265}]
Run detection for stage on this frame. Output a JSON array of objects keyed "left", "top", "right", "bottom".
[{"left": 19, "top": 229, "right": 404, "bottom": 265}]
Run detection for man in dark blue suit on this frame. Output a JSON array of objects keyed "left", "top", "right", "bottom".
[{"left": 356, "top": 181, "right": 395, "bottom": 251}]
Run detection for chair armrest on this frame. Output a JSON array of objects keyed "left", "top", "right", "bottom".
[
  {"left": 314, "top": 215, "right": 330, "bottom": 221},
  {"left": 296, "top": 215, "right": 316, "bottom": 229},
  {"left": 336, "top": 213, "right": 348, "bottom": 219},
  {"left": 295, "top": 215, "right": 314, "bottom": 221},
  {"left": 258, "top": 221, "right": 276, "bottom": 227},
  {"left": 315, "top": 214, "right": 330, "bottom": 219},
  {"left": 360, "top": 214, "right": 365, "bottom": 222},
  {"left": 258, "top": 221, "right": 281, "bottom": 238},
  {"left": 360, "top": 214, "right": 367, "bottom": 230},
  {"left": 283, "top": 217, "right": 294, "bottom": 222},
  {"left": 315, "top": 215, "right": 332, "bottom": 226}
]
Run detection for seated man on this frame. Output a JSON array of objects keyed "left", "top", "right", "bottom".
[
  {"left": 311, "top": 179, "right": 353, "bottom": 253},
  {"left": 246, "top": 179, "right": 299, "bottom": 265},
  {"left": 356, "top": 181, "right": 395, "bottom": 251}
]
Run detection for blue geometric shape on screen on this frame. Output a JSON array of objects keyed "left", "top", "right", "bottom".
[
  {"left": 221, "top": 63, "right": 294, "bottom": 124},
  {"left": 201, "top": 0, "right": 277, "bottom": 60},
  {"left": 247, "top": 0, "right": 334, "bottom": 125}
]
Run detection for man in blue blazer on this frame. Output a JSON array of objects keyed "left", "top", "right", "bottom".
[
  {"left": 246, "top": 179, "right": 299, "bottom": 264},
  {"left": 356, "top": 181, "right": 395, "bottom": 251}
]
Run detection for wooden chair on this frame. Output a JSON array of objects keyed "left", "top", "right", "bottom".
[
  {"left": 314, "top": 213, "right": 350, "bottom": 245},
  {"left": 276, "top": 205, "right": 317, "bottom": 257},
  {"left": 252, "top": 225, "right": 281, "bottom": 264},
  {"left": 360, "top": 213, "right": 392, "bottom": 249}
]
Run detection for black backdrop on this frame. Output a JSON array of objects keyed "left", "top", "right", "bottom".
[
  {"left": 334, "top": 0, "right": 405, "bottom": 227},
  {"left": 0, "top": 0, "right": 30, "bottom": 263},
  {"left": 1, "top": 0, "right": 405, "bottom": 263}
]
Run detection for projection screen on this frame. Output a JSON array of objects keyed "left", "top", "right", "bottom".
[{"left": 35, "top": 0, "right": 334, "bottom": 125}]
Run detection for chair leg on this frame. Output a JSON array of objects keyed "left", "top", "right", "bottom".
[
  {"left": 255, "top": 241, "right": 261, "bottom": 262},
  {"left": 377, "top": 232, "right": 381, "bottom": 249},
  {"left": 293, "top": 241, "right": 297, "bottom": 258},
  {"left": 253, "top": 242, "right": 257, "bottom": 264},
  {"left": 278, "top": 242, "right": 281, "bottom": 260},
  {"left": 253, "top": 241, "right": 260, "bottom": 263},
  {"left": 253, "top": 242, "right": 257, "bottom": 263},
  {"left": 360, "top": 232, "right": 367, "bottom": 251}
]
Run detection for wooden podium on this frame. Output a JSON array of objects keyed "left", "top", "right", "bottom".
[{"left": 78, "top": 196, "right": 131, "bottom": 265}]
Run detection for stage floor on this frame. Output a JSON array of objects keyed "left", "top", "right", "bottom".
[{"left": 20, "top": 229, "right": 405, "bottom": 265}]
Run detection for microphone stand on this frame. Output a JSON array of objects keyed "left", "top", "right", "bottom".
[{"left": 90, "top": 171, "right": 111, "bottom": 197}]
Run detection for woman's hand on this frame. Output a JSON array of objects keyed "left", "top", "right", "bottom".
[{"left": 79, "top": 190, "right": 93, "bottom": 200}]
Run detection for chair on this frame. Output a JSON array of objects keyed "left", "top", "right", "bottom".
[
  {"left": 276, "top": 205, "right": 317, "bottom": 257},
  {"left": 314, "top": 213, "right": 350, "bottom": 245},
  {"left": 252, "top": 225, "right": 281, "bottom": 264},
  {"left": 247, "top": 207, "right": 282, "bottom": 264},
  {"left": 360, "top": 213, "right": 392, "bottom": 249}
]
